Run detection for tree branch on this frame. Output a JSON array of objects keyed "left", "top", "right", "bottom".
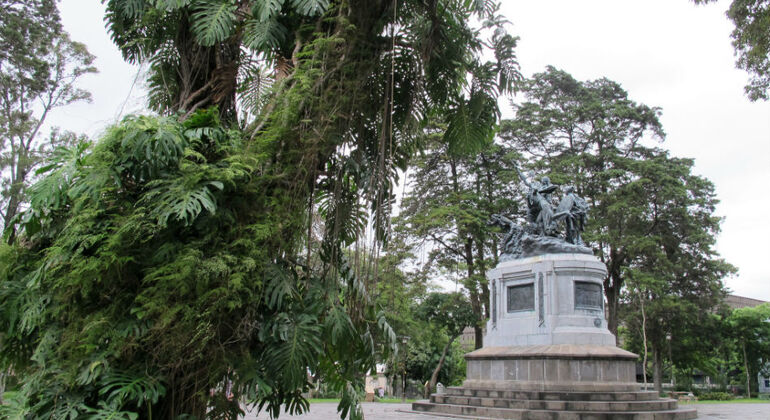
[{"left": 429, "top": 232, "right": 464, "bottom": 258}]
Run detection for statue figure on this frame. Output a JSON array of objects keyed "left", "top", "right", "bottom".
[
  {"left": 515, "top": 167, "right": 558, "bottom": 236},
  {"left": 553, "top": 186, "right": 588, "bottom": 245},
  {"left": 489, "top": 167, "right": 592, "bottom": 259},
  {"left": 488, "top": 214, "right": 524, "bottom": 256}
]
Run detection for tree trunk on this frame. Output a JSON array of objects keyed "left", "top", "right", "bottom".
[
  {"left": 172, "top": 18, "right": 239, "bottom": 125},
  {"left": 743, "top": 340, "right": 751, "bottom": 398},
  {"left": 3, "top": 170, "right": 26, "bottom": 244},
  {"left": 653, "top": 345, "right": 663, "bottom": 394},
  {"left": 473, "top": 326, "right": 483, "bottom": 350},
  {"left": 475, "top": 237, "right": 490, "bottom": 320},
  {"left": 428, "top": 335, "right": 458, "bottom": 396},
  {"left": 605, "top": 281, "right": 620, "bottom": 341},
  {"left": 464, "top": 231, "right": 482, "bottom": 349},
  {"left": 0, "top": 370, "right": 5, "bottom": 404},
  {"left": 640, "top": 291, "right": 648, "bottom": 389},
  {"left": 603, "top": 248, "right": 625, "bottom": 341},
  {"left": 449, "top": 158, "right": 483, "bottom": 349}
]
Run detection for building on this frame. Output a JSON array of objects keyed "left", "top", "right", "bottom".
[{"left": 724, "top": 294, "right": 766, "bottom": 310}]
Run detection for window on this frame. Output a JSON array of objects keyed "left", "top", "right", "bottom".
[
  {"left": 507, "top": 283, "right": 534, "bottom": 312},
  {"left": 575, "top": 281, "right": 602, "bottom": 310},
  {"left": 765, "top": 379, "right": 770, "bottom": 388}
]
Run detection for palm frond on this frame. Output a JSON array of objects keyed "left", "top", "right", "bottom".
[
  {"left": 237, "top": 59, "right": 275, "bottom": 118},
  {"left": 253, "top": 0, "right": 286, "bottom": 21},
  {"left": 152, "top": 0, "right": 193, "bottom": 10},
  {"left": 263, "top": 263, "right": 294, "bottom": 310},
  {"left": 263, "top": 312, "right": 322, "bottom": 389},
  {"left": 98, "top": 371, "right": 166, "bottom": 408},
  {"left": 190, "top": 0, "right": 237, "bottom": 46},
  {"left": 443, "top": 92, "right": 496, "bottom": 156},
  {"left": 143, "top": 179, "right": 223, "bottom": 227},
  {"left": 243, "top": 17, "right": 288, "bottom": 51},
  {"left": 493, "top": 31, "right": 521, "bottom": 95},
  {"left": 118, "top": 0, "right": 146, "bottom": 18},
  {"left": 83, "top": 401, "right": 139, "bottom": 420},
  {"left": 289, "top": 0, "right": 329, "bottom": 16}
]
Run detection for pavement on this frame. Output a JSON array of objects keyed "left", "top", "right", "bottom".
[{"left": 243, "top": 401, "right": 770, "bottom": 419}]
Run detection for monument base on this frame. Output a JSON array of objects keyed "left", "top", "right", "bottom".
[
  {"left": 410, "top": 253, "right": 697, "bottom": 419},
  {"left": 412, "top": 387, "right": 698, "bottom": 419},
  {"left": 463, "top": 344, "right": 639, "bottom": 392},
  {"left": 411, "top": 344, "right": 697, "bottom": 419}
]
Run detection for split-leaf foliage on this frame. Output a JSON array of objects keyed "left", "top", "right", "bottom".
[{"left": 1, "top": 0, "right": 520, "bottom": 419}]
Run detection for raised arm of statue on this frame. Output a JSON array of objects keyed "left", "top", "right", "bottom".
[{"left": 514, "top": 165, "right": 533, "bottom": 189}]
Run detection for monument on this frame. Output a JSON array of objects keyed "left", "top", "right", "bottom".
[{"left": 411, "top": 171, "right": 697, "bottom": 419}]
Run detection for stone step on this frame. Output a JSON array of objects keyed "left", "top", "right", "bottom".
[
  {"left": 412, "top": 401, "right": 698, "bottom": 420},
  {"left": 445, "top": 386, "right": 660, "bottom": 401},
  {"left": 430, "top": 394, "right": 677, "bottom": 412}
]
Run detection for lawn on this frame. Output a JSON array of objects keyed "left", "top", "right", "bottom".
[
  {"left": 308, "top": 398, "right": 417, "bottom": 404},
  {"left": 680, "top": 398, "right": 770, "bottom": 404}
]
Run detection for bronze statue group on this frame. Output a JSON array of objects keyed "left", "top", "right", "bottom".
[{"left": 490, "top": 168, "right": 589, "bottom": 258}]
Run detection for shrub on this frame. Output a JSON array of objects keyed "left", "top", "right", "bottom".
[{"left": 698, "top": 392, "right": 733, "bottom": 401}]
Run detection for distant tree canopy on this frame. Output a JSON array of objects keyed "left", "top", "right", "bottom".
[
  {"left": 694, "top": 0, "right": 770, "bottom": 100},
  {"left": 1, "top": 1, "right": 520, "bottom": 419},
  {"left": 501, "top": 66, "right": 734, "bottom": 391},
  {"left": 499, "top": 67, "right": 733, "bottom": 340},
  {"left": 417, "top": 292, "right": 477, "bottom": 394},
  {"left": 0, "top": 0, "right": 97, "bottom": 239},
  {"left": 394, "top": 125, "right": 520, "bottom": 350}
]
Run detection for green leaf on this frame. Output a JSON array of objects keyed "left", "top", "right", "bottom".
[
  {"left": 191, "top": 0, "right": 237, "bottom": 46},
  {"left": 152, "top": 0, "right": 193, "bottom": 10},
  {"left": 443, "top": 93, "right": 496, "bottom": 157},
  {"left": 243, "top": 17, "right": 288, "bottom": 50},
  {"left": 289, "top": 0, "right": 329, "bottom": 16},
  {"left": 254, "top": 0, "right": 286, "bottom": 21}
]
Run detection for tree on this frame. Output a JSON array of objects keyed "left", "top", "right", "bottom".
[
  {"left": 0, "top": 0, "right": 97, "bottom": 240},
  {"left": 694, "top": 0, "right": 770, "bottom": 100},
  {"left": 417, "top": 292, "right": 477, "bottom": 395},
  {"left": 503, "top": 68, "right": 734, "bottom": 388},
  {"left": 615, "top": 151, "right": 734, "bottom": 392},
  {"left": 395, "top": 129, "right": 520, "bottom": 350},
  {"left": 727, "top": 303, "right": 770, "bottom": 397},
  {"left": 500, "top": 67, "right": 665, "bottom": 338},
  {"left": 1, "top": 1, "right": 520, "bottom": 418}
]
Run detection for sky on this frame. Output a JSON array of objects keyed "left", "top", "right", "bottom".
[{"left": 51, "top": 1, "right": 770, "bottom": 300}]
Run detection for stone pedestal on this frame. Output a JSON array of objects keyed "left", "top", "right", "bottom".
[
  {"left": 484, "top": 254, "right": 614, "bottom": 348},
  {"left": 411, "top": 253, "right": 698, "bottom": 419}
]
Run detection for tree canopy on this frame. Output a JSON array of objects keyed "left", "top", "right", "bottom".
[
  {"left": 694, "top": 0, "right": 770, "bottom": 100},
  {"left": 501, "top": 67, "right": 734, "bottom": 391},
  {"left": 500, "top": 66, "right": 668, "bottom": 336},
  {"left": 0, "top": 0, "right": 97, "bottom": 239},
  {"left": 0, "top": 1, "right": 521, "bottom": 419},
  {"left": 394, "top": 126, "right": 520, "bottom": 349}
]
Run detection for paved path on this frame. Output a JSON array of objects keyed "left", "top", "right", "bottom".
[
  {"left": 683, "top": 402, "right": 770, "bottom": 419},
  {"left": 244, "top": 401, "right": 770, "bottom": 419}
]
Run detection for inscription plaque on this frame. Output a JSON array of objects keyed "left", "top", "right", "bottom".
[
  {"left": 507, "top": 283, "right": 534, "bottom": 312},
  {"left": 575, "top": 281, "right": 602, "bottom": 310}
]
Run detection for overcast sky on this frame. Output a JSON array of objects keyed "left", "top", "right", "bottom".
[{"left": 52, "top": 0, "right": 770, "bottom": 300}]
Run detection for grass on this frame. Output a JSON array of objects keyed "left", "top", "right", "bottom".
[
  {"left": 308, "top": 397, "right": 417, "bottom": 404},
  {"left": 375, "top": 398, "right": 417, "bottom": 403},
  {"left": 680, "top": 398, "right": 769, "bottom": 404}
]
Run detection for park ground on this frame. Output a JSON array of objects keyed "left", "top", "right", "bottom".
[{"left": 244, "top": 401, "right": 770, "bottom": 419}]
